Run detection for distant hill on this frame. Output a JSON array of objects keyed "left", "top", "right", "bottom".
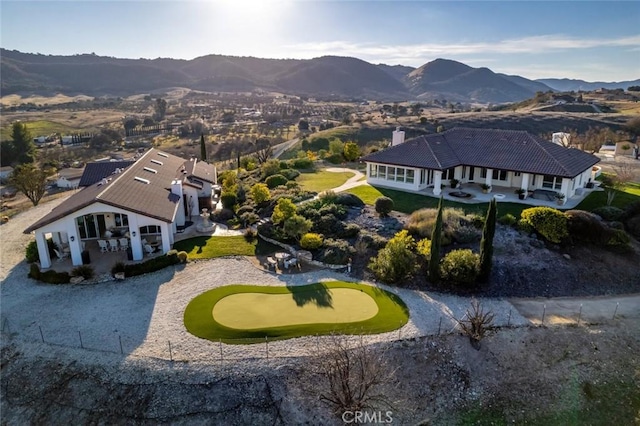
[
  {"left": 376, "top": 64, "right": 416, "bottom": 81},
  {"left": 403, "top": 58, "right": 552, "bottom": 103},
  {"left": 0, "top": 49, "right": 407, "bottom": 99},
  {"left": 2, "top": 49, "right": 634, "bottom": 103},
  {"left": 537, "top": 78, "right": 640, "bottom": 92}
]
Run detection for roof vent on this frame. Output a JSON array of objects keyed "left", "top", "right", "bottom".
[
  {"left": 157, "top": 152, "right": 168, "bottom": 158},
  {"left": 134, "top": 176, "right": 150, "bottom": 184},
  {"left": 143, "top": 167, "right": 158, "bottom": 174},
  {"left": 151, "top": 159, "right": 163, "bottom": 165}
]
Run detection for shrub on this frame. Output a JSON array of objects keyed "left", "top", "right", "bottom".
[
  {"left": 318, "top": 238, "right": 355, "bottom": 265},
  {"left": 111, "top": 262, "right": 126, "bottom": 275},
  {"left": 265, "top": 174, "right": 288, "bottom": 189},
  {"left": 625, "top": 215, "right": 640, "bottom": 239},
  {"left": 374, "top": 196, "right": 394, "bottom": 217},
  {"left": 118, "top": 253, "right": 180, "bottom": 277},
  {"left": 177, "top": 251, "right": 188, "bottom": 263},
  {"left": 249, "top": 183, "right": 271, "bottom": 205},
  {"left": 416, "top": 238, "right": 431, "bottom": 260},
  {"left": 325, "top": 153, "right": 343, "bottom": 164},
  {"left": 261, "top": 159, "right": 281, "bottom": 178},
  {"left": 335, "top": 193, "right": 365, "bottom": 207},
  {"left": 338, "top": 223, "right": 360, "bottom": 239},
  {"left": 28, "top": 263, "right": 41, "bottom": 279},
  {"left": 236, "top": 205, "right": 255, "bottom": 216},
  {"left": 283, "top": 215, "right": 313, "bottom": 241},
  {"left": 452, "top": 225, "right": 481, "bottom": 243},
  {"left": 211, "top": 208, "right": 235, "bottom": 222},
  {"left": 244, "top": 227, "right": 257, "bottom": 242},
  {"left": 520, "top": 207, "right": 568, "bottom": 243},
  {"left": 220, "top": 192, "right": 237, "bottom": 210},
  {"left": 592, "top": 206, "right": 625, "bottom": 221},
  {"left": 313, "top": 215, "right": 345, "bottom": 237},
  {"left": 71, "top": 265, "right": 94, "bottom": 279},
  {"left": 318, "top": 203, "right": 348, "bottom": 219},
  {"left": 280, "top": 168, "right": 300, "bottom": 180},
  {"left": 607, "top": 229, "right": 631, "bottom": 249},
  {"left": 565, "top": 210, "right": 612, "bottom": 245},
  {"left": 300, "top": 233, "right": 324, "bottom": 250},
  {"left": 291, "top": 157, "right": 314, "bottom": 170},
  {"left": 25, "top": 240, "right": 39, "bottom": 263},
  {"left": 359, "top": 232, "right": 388, "bottom": 250},
  {"left": 271, "top": 198, "right": 297, "bottom": 224},
  {"left": 166, "top": 249, "right": 178, "bottom": 256},
  {"left": 38, "top": 270, "right": 72, "bottom": 284},
  {"left": 368, "top": 230, "right": 417, "bottom": 284},
  {"left": 285, "top": 181, "right": 299, "bottom": 190},
  {"left": 240, "top": 211, "right": 260, "bottom": 226},
  {"left": 319, "top": 190, "right": 338, "bottom": 205},
  {"left": 498, "top": 214, "right": 517, "bottom": 226},
  {"left": 624, "top": 200, "right": 640, "bottom": 218},
  {"left": 440, "top": 249, "right": 480, "bottom": 286}
]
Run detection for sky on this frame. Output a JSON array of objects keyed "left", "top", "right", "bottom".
[{"left": 1, "top": 0, "right": 639, "bottom": 82}]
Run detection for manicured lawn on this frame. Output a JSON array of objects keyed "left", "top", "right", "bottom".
[
  {"left": 575, "top": 182, "right": 640, "bottom": 211},
  {"left": 184, "top": 282, "right": 409, "bottom": 343},
  {"left": 347, "top": 185, "right": 527, "bottom": 218},
  {"left": 296, "top": 169, "right": 355, "bottom": 192},
  {"left": 0, "top": 120, "right": 75, "bottom": 140},
  {"left": 172, "top": 235, "right": 278, "bottom": 259}
]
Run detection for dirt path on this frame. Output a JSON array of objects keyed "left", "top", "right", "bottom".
[
  {"left": 509, "top": 293, "right": 640, "bottom": 325},
  {"left": 323, "top": 167, "right": 367, "bottom": 193}
]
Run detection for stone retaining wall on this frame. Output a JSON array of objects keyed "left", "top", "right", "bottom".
[{"left": 257, "top": 233, "right": 347, "bottom": 270}]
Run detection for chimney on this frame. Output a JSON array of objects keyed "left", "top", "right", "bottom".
[
  {"left": 171, "top": 179, "right": 185, "bottom": 226},
  {"left": 392, "top": 127, "right": 405, "bottom": 146}
]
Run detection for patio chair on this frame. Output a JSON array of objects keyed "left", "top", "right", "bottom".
[
  {"left": 266, "top": 256, "right": 277, "bottom": 270},
  {"left": 108, "top": 239, "right": 119, "bottom": 252},
  {"left": 53, "top": 248, "right": 68, "bottom": 262},
  {"left": 118, "top": 238, "right": 129, "bottom": 251},
  {"left": 144, "top": 244, "right": 155, "bottom": 255},
  {"left": 98, "top": 240, "right": 109, "bottom": 253},
  {"left": 285, "top": 257, "right": 299, "bottom": 270}
]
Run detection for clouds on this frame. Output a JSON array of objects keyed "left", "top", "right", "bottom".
[{"left": 285, "top": 34, "right": 640, "bottom": 65}]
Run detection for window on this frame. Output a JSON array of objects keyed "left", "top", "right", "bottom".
[
  {"left": 114, "top": 213, "right": 129, "bottom": 227},
  {"left": 542, "top": 175, "right": 562, "bottom": 190},
  {"left": 406, "top": 169, "right": 415, "bottom": 184},
  {"left": 492, "top": 169, "right": 507, "bottom": 181},
  {"left": 442, "top": 167, "right": 455, "bottom": 181},
  {"left": 76, "top": 215, "right": 97, "bottom": 239},
  {"left": 395, "top": 168, "right": 405, "bottom": 182},
  {"left": 514, "top": 172, "right": 521, "bottom": 177},
  {"left": 139, "top": 225, "right": 161, "bottom": 235},
  {"left": 481, "top": 168, "right": 487, "bottom": 179},
  {"left": 379, "top": 165, "right": 386, "bottom": 179},
  {"left": 369, "top": 164, "right": 377, "bottom": 178},
  {"left": 420, "top": 170, "right": 426, "bottom": 185},
  {"left": 387, "top": 167, "right": 396, "bottom": 181}
]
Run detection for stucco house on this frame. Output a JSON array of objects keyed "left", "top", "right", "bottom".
[
  {"left": 56, "top": 168, "right": 84, "bottom": 189},
  {"left": 25, "top": 148, "right": 217, "bottom": 268},
  {"left": 362, "top": 127, "right": 600, "bottom": 199}
]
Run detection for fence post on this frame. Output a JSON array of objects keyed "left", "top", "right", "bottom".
[
  {"left": 78, "top": 331, "right": 84, "bottom": 349},
  {"left": 541, "top": 305, "right": 546, "bottom": 326},
  {"left": 118, "top": 335, "right": 123, "bottom": 354},
  {"left": 613, "top": 302, "right": 619, "bottom": 320},
  {"left": 437, "top": 317, "right": 442, "bottom": 336},
  {"left": 265, "top": 336, "right": 269, "bottom": 360},
  {"left": 39, "top": 325, "right": 45, "bottom": 343},
  {"left": 168, "top": 341, "right": 173, "bottom": 362},
  {"left": 219, "top": 338, "right": 223, "bottom": 362},
  {"left": 577, "top": 304, "right": 583, "bottom": 326}
]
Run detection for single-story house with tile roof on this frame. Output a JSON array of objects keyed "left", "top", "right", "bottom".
[
  {"left": 25, "top": 149, "right": 217, "bottom": 268},
  {"left": 79, "top": 160, "right": 134, "bottom": 187},
  {"left": 362, "top": 127, "right": 600, "bottom": 198}
]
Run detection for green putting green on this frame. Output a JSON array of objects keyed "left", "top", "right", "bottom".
[
  {"left": 184, "top": 281, "right": 409, "bottom": 344},
  {"left": 213, "top": 289, "right": 378, "bottom": 329}
]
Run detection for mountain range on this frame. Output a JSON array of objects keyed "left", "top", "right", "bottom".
[{"left": 1, "top": 49, "right": 638, "bottom": 103}]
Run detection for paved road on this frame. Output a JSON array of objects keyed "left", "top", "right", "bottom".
[{"left": 271, "top": 138, "right": 299, "bottom": 159}]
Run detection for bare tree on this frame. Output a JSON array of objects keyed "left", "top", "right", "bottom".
[
  {"left": 309, "top": 335, "right": 396, "bottom": 416},
  {"left": 254, "top": 137, "right": 273, "bottom": 164},
  {"left": 10, "top": 164, "right": 52, "bottom": 206},
  {"left": 601, "top": 162, "right": 638, "bottom": 206},
  {"left": 455, "top": 299, "right": 495, "bottom": 350}
]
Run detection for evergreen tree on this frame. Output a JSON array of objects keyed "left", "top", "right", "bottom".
[
  {"left": 10, "top": 122, "right": 36, "bottom": 164},
  {"left": 200, "top": 134, "right": 207, "bottom": 162},
  {"left": 479, "top": 198, "right": 497, "bottom": 281},
  {"left": 428, "top": 196, "right": 444, "bottom": 283}
]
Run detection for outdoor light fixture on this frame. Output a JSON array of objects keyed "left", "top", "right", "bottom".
[
  {"left": 132, "top": 231, "right": 137, "bottom": 237},
  {"left": 70, "top": 236, "right": 75, "bottom": 242}
]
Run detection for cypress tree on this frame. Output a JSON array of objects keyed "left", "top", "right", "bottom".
[
  {"left": 479, "top": 197, "right": 497, "bottom": 282},
  {"left": 200, "top": 133, "right": 207, "bottom": 162},
  {"left": 428, "top": 196, "right": 444, "bottom": 283}
]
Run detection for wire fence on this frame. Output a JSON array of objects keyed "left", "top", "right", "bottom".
[{"left": 0, "top": 302, "right": 624, "bottom": 363}]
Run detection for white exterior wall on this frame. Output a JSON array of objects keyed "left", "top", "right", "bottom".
[
  {"left": 183, "top": 186, "right": 199, "bottom": 218},
  {"left": 56, "top": 177, "right": 80, "bottom": 189},
  {"left": 30, "top": 202, "right": 174, "bottom": 266}
]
